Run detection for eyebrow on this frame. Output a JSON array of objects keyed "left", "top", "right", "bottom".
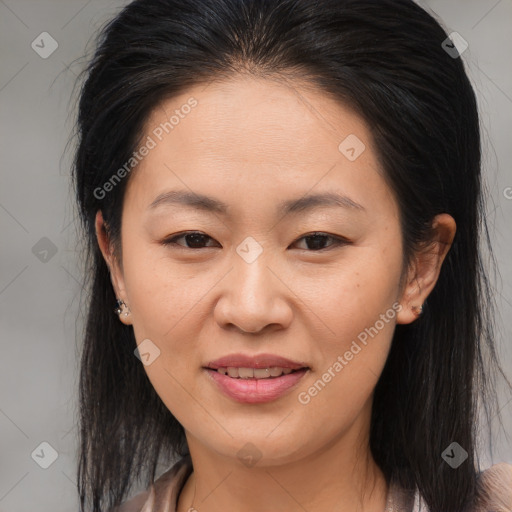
[{"left": 147, "top": 190, "right": 366, "bottom": 216}]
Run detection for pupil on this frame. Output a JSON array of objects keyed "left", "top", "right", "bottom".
[
  {"left": 186, "top": 233, "right": 207, "bottom": 248},
  {"left": 307, "top": 235, "right": 327, "bottom": 250}
]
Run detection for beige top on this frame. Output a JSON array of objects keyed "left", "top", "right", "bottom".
[{"left": 114, "top": 455, "right": 512, "bottom": 512}]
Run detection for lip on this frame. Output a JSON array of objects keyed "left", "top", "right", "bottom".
[
  {"left": 205, "top": 367, "right": 309, "bottom": 403},
  {"left": 206, "top": 353, "right": 308, "bottom": 370},
  {"left": 204, "top": 353, "right": 310, "bottom": 404}
]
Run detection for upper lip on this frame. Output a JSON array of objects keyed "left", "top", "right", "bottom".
[{"left": 205, "top": 353, "right": 308, "bottom": 370}]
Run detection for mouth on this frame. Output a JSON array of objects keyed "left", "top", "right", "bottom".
[
  {"left": 203, "top": 353, "right": 310, "bottom": 403},
  {"left": 207, "top": 366, "right": 307, "bottom": 379}
]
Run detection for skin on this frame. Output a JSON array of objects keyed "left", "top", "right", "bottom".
[{"left": 96, "top": 75, "right": 456, "bottom": 512}]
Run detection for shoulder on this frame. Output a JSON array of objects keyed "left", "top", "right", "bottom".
[
  {"left": 112, "top": 455, "right": 193, "bottom": 512},
  {"left": 473, "top": 462, "right": 512, "bottom": 512}
]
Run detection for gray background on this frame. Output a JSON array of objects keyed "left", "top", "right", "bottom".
[{"left": 0, "top": 1, "right": 511, "bottom": 510}]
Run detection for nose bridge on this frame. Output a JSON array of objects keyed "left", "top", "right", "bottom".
[
  {"left": 235, "top": 246, "right": 272, "bottom": 301},
  {"left": 233, "top": 237, "right": 276, "bottom": 310},
  {"left": 214, "top": 237, "right": 292, "bottom": 333}
]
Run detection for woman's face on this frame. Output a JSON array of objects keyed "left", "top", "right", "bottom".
[{"left": 98, "top": 76, "right": 442, "bottom": 466}]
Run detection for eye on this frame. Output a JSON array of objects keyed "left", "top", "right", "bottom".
[
  {"left": 291, "top": 232, "right": 349, "bottom": 251},
  {"left": 160, "top": 231, "right": 349, "bottom": 251},
  {"left": 161, "top": 231, "right": 220, "bottom": 249}
]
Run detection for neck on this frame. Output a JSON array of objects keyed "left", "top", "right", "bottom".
[{"left": 177, "top": 406, "right": 388, "bottom": 512}]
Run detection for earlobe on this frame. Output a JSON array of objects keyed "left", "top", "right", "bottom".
[
  {"left": 396, "top": 213, "right": 456, "bottom": 325},
  {"left": 114, "top": 298, "right": 132, "bottom": 325},
  {"left": 396, "top": 271, "right": 425, "bottom": 325}
]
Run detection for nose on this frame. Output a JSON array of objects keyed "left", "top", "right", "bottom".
[{"left": 214, "top": 249, "right": 293, "bottom": 334}]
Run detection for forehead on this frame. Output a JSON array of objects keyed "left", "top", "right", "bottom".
[
  {"left": 124, "top": 76, "right": 397, "bottom": 221},
  {"left": 143, "top": 76, "right": 372, "bottom": 163}
]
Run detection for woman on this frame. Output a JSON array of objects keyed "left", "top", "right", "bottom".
[{"left": 73, "top": 0, "right": 512, "bottom": 511}]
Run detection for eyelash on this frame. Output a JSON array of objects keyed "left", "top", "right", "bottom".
[{"left": 160, "top": 231, "right": 350, "bottom": 252}]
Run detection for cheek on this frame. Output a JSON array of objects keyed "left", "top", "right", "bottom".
[
  {"left": 120, "top": 232, "right": 208, "bottom": 337},
  {"left": 294, "top": 279, "right": 399, "bottom": 428},
  {"left": 296, "top": 247, "right": 402, "bottom": 405},
  {"left": 299, "top": 244, "right": 403, "bottom": 338}
]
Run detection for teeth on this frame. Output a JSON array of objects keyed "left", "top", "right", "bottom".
[
  {"left": 227, "top": 367, "right": 239, "bottom": 378},
  {"left": 253, "top": 368, "right": 270, "bottom": 378},
  {"left": 269, "top": 366, "right": 283, "bottom": 377},
  {"left": 238, "top": 367, "right": 253, "bottom": 379},
  {"left": 217, "top": 367, "right": 297, "bottom": 379}
]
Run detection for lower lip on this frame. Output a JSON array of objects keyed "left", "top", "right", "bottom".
[{"left": 204, "top": 368, "right": 309, "bottom": 404}]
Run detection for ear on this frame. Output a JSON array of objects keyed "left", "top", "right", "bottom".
[
  {"left": 396, "top": 213, "right": 456, "bottom": 324},
  {"left": 95, "top": 210, "right": 132, "bottom": 325}
]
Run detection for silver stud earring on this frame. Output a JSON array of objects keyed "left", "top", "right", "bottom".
[{"left": 114, "top": 299, "right": 130, "bottom": 316}]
